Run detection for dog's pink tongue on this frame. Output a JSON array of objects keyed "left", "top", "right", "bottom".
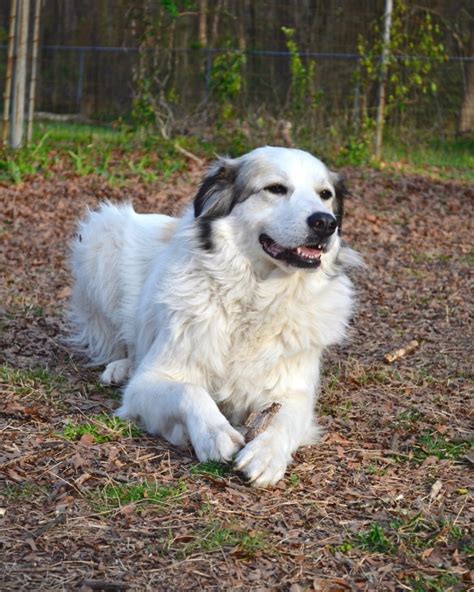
[{"left": 297, "top": 246, "right": 321, "bottom": 257}]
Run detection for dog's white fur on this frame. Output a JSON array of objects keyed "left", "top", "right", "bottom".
[{"left": 70, "top": 146, "right": 358, "bottom": 487}]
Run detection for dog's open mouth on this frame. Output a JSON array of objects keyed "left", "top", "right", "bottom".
[{"left": 259, "top": 233, "right": 323, "bottom": 268}]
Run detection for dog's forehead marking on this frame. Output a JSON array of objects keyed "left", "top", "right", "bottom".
[{"left": 243, "top": 146, "right": 330, "bottom": 187}]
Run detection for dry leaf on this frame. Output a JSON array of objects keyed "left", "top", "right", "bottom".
[
  {"left": 429, "top": 479, "right": 443, "bottom": 500},
  {"left": 79, "top": 433, "right": 95, "bottom": 447}
]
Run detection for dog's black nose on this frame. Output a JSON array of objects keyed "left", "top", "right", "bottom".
[{"left": 307, "top": 212, "right": 338, "bottom": 237}]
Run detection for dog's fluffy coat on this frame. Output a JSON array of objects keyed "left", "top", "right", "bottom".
[{"left": 70, "top": 147, "right": 358, "bottom": 487}]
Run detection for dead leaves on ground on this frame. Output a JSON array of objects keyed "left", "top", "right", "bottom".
[{"left": 1, "top": 169, "right": 473, "bottom": 591}]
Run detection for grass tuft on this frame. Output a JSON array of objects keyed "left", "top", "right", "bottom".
[
  {"left": 346, "top": 515, "right": 469, "bottom": 560},
  {"left": 189, "top": 460, "right": 233, "bottom": 477},
  {"left": 407, "top": 572, "right": 461, "bottom": 592},
  {"left": 97, "top": 480, "right": 187, "bottom": 510},
  {"left": 413, "top": 431, "right": 472, "bottom": 462},
  {"left": 61, "top": 413, "right": 141, "bottom": 443},
  {"left": 355, "top": 523, "right": 394, "bottom": 554},
  {"left": 183, "top": 523, "right": 267, "bottom": 558}
]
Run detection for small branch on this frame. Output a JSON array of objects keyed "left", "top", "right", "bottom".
[
  {"left": 82, "top": 580, "right": 129, "bottom": 591},
  {"left": 244, "top": 403, "right": 282, "bottom": 442},
  {"left": 174, "top": 142, "right": 205, "bottom": 166},
  {"left": 384, "top": 339, "right": 419, "bottom": 364}
]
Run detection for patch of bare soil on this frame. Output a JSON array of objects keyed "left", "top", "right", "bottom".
[{"left": 1, "top": 167, "right": 473, "bottom": 591}]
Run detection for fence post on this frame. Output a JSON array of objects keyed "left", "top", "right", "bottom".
[
  {"left": 11, "top": 0, "right": 30, "bottom": 149},
  {"left": 27, "top": 0, "right": 42, "bottom": 144},
  {"left": 352, "top": 63, "right": 361, "bottom": 133},
  {"left": 374, "top": 0, "right": 393, "bottom": 160},
  {"left": 76, "top": 48, "right": 85, "bottom": 110},
  {"left": 204, "top": 48, "right": 212, "bottom": 103},
  {"left": 2, "top": 0, "right": 18, "bottom": 146}
]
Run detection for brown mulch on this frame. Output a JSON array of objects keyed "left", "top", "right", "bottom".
[{"left": 1, "top": 166, "right": 473, "bottom": 592}]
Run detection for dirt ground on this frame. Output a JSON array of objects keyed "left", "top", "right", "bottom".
[{"left": 1, "top": 164, "right": 473, "bottom": 591}]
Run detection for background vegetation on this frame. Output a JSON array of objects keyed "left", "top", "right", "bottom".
[{"left": 0, "top": 0, "right": 473, "bottom": 165}]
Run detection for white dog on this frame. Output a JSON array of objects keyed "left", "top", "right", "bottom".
[{"left": 69, "top": 146, "right": 359, "bottom": 487}]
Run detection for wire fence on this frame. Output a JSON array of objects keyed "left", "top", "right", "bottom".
[{"left": 0, "top": 44, "right": 471, "bottom": 134}]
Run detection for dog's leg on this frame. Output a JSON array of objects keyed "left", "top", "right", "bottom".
[
  {"left": 235, "top": 392, "right": 318, "bottom": 488},
  {"left": 101, "top": 358, "right": 131, "bottom": 385},
  {"left": 116, "top": 372, "right": 245, "bottom": 462}
]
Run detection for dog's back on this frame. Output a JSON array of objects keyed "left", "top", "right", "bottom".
[{"left": 69, "top": 202, "right": 176, "bottom": 365}]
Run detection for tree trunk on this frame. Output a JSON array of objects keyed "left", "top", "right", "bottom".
[{"left": 458, "top": 22, "right": 474, "bottom": 135}]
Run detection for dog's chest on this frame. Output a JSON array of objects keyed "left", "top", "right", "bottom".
[{"left": 209, "top": 282, "right": 318, "bottom": 403}]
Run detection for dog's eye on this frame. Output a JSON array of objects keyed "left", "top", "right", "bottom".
[
  {"left": 265, "top": 184, "right": 288, "bottom": 195},
  {"left": 320, "top": 189, "right": 333, "bottom": 200}
]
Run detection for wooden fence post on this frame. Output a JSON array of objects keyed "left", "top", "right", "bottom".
[
  {"left": 2, "top": 0, "right": 18, "bottom": 146},
  {"left": 27, "top": 0, "right": 42, "bottom": 144},
  {"left": 374, "top": 0, "right": 393, "bottom": 160},
  {"left": 11, "top": 0, "right": 30, "bottom": 149}
]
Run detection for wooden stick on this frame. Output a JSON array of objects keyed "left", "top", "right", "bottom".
[
  {"left": 11, "top": 0, "right": 30, "bottom": 148},
  {"left": 2, "top": 0, "right": 17, "bottom": 145},
  {"left": 27, "top": 0, "right": 42, "bottom": 144},
  {"left": 384, "top": 339, "right": 419, "bottom": 364},
  {"left": 82, "top": 580, "right": 129, "bottom": 591},
  {"left": 244, "top": 402, "right": 281, "bottom": 442},
  {"left": 173, "top": 142, "right": 204, "bottom": 166}
]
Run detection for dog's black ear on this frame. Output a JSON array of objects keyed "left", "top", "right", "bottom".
[
  {"left": 330, "top": 172, "right": 350, "bottom": 234},
  {"left": 194, "top": 158, "right": 237, "bottom": 219}
]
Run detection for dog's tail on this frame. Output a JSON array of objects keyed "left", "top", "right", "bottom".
[{"left": 67, "top": 203, "right": 130, "bottom": 365}]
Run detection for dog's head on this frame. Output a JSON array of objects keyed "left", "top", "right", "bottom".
[{"left": 193, "top": 146, "right": 348, "bottom": 272}]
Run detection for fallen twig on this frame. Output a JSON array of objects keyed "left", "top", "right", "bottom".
[
  {"left": 82, "top": 580, "right": 129, "bottom": 591},
  {"left": 384, "top": 339, "right": 419, "bottom": 364},
  {"left": 244, "top": 402, "right": 281, "bottom": 442}
]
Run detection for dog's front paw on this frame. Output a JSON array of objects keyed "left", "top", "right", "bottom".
[
  {"left": 234, "top": 432, "right": 289, "bottom": 488},
  {"left": 101, "top": 359, "right": 131, "bottom": 385},
  {"left": 189, "top": 418, "right": 245, "bottom": 463}
]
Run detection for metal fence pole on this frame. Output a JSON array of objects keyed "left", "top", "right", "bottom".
[{"left": 76, "top": 48, "right": 85, "bottom": 109}]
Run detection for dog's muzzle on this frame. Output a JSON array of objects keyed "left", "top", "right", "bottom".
[
  {"left": 259, "top": 213, "right": 338, "bottom": 269},
  {"left": 259, "top": 234, "right": 329, "bottom": 269}
]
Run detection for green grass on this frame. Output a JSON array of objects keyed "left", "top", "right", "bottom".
[
  {"left": 61, "top": 413, "right": 141, "bottom": 443},
  {"left": 355, "top": 523, "right": 394, "bottom": 554},
  {"left": 189, "top": 460, "right": 233, "bottom": 477},
  {"left": 1, "top": 122, "right": 472, "bottom": 184},
  {"left": 339, "top": 515, "right": 469, "bottom": 560},
  {"left": 0, "top": 122, "right": 211, "bottom": 184},
  {"left": 288, "top": 472, "right": 300, "bottom": 486},
  {"left": 406, "top": 573, "right": 461, "bottom": 592},
  {"left": 391, "top": 408, "right": 424, "bottom": 430},
  {"left": 182, "top": 523, "right": 267, "bottom": 558},
  {"left": 333, "top": 513, "right": 471, "bottom": 568},
  {"left": 1, "top": 364, "right": 67, "bottom": 397},
  {"left": 95, "top": 480, "right": 187, "bottom": 510},
  {"left": 382, "top": 135, "right": 474, "bottom": 182},
  {"left": 413, "top": 431, "right": 472, "bottom": 462}
]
